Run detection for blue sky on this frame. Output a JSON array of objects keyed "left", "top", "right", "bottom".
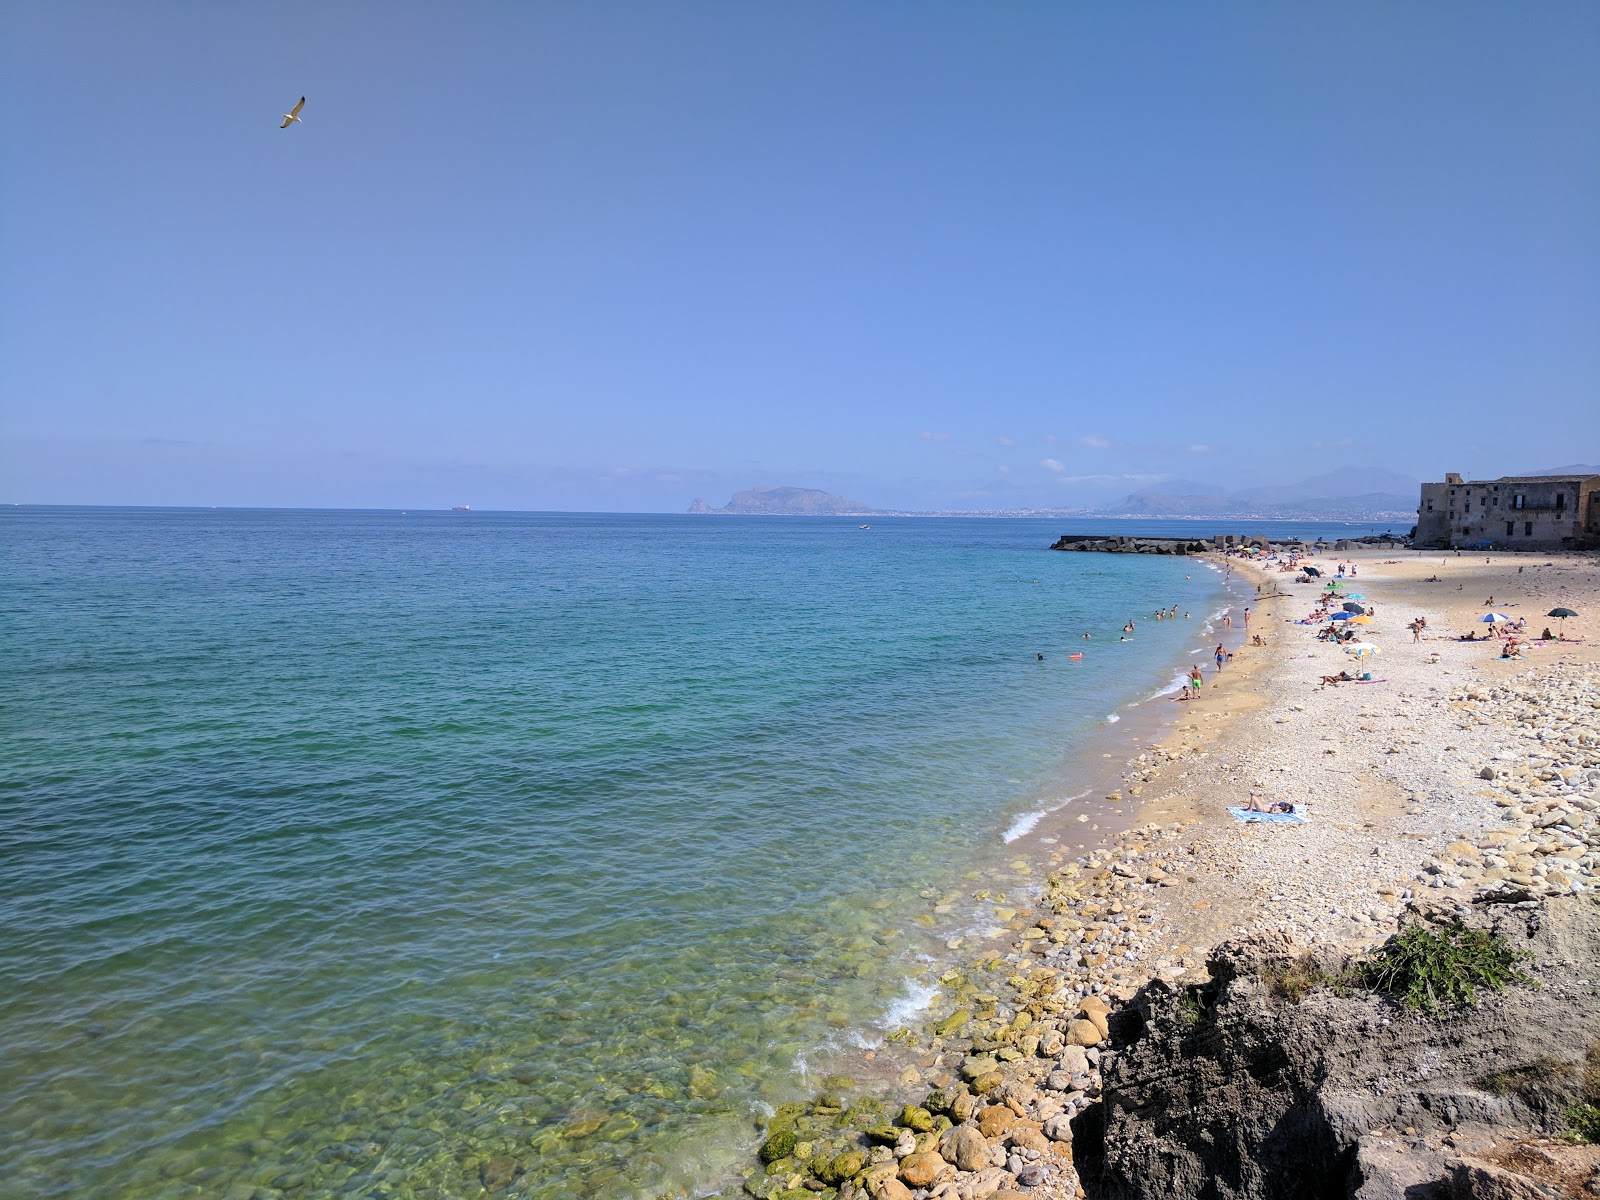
[{"left": 3, "top": 2, "right": 1596, "bottom": 512}]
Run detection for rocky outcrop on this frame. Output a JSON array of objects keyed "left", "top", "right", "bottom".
[{"left": 1075, "top": 895, "right": 1600, "bottom": 1200}]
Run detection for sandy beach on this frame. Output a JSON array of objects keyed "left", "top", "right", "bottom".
[{"left": 733, "top": 545, "right": 1600, "bottom": 1200}]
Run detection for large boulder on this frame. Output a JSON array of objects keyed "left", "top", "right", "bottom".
[{"left": 1075, "top": 897, "right": 1600, "bottom": 1200}]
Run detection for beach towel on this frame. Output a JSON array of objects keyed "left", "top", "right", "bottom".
[{"left": 1227, "top": 807, "right": 1308, "bottom": 824}]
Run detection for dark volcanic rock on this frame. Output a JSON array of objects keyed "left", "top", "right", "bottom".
[{"left": 1077, "top": 897, "right": 1600, "bottom": 1200}]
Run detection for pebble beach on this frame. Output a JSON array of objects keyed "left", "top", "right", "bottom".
[{"left": 728, "top": 545, "right": 1600, "bottom": 1200}]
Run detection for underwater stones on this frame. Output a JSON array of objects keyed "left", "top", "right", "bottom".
[
  {"left": 560, "top": 1111, "right": 610, "bottom": 1139},
  {"left": 688, "top": 1065, "right": 721, "bottom": 1100},
  {"left": 479, "top": 1155, "right": 521, "bottom": 1192},
  {"left": 934, "top": 1009, "right": 972, "bottom": 1037}
]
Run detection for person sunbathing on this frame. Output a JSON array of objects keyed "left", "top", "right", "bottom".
[
  {"left": 1320, "top": 670, "right": 1355, "bottom": 687},
  {"left": 1244, "top": 793, "right": 1295, "bottom": 814}
]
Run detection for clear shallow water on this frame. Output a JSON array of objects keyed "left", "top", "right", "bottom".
[{"left": 0, "top": 509, "right": 1342, "bottom": 1199}]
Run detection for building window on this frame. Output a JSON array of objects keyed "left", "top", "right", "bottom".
[
  {"left": 1506, "top": 522, "right": 1514, "bottom": 536},
  {"left": 1556, "top": 493, "right": 1566, "bottom": 510},
  {"left": 1525, "top": 521, "right": 1533, "bottom": 536},
  {"left": 1514, "top": 494, "right": 1525, "bottom": 509}
]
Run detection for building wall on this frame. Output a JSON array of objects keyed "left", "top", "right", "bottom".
[
  {"left": 1414, "top": 474, "right": 1600, "bottom": 551},
  {"left": 1414, "top": 477, "right": 1455, "bottom": 547}
]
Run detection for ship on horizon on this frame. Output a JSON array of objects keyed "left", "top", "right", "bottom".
[{"left": 450, "top": 504, "right": 471, "bottom": 511}]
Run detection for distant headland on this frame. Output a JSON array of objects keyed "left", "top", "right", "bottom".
[{"left": 687, "top": 487, "right": 876, "bottom": 516}]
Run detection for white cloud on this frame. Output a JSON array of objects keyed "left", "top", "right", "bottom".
[
  {"left": 920, "top": 431, "right": 952, "bottom": 442},
  {"left": 996, "top": 435, "right": 1014, "bottom": 447},
  {"left": 1043, "top": 432, "right": 1061, "bottom": 445},
  {"left": 1188, "top": 444, "right": 1212, "bottom": 454},
  {"left": 998, "top": 464, "right": 1012, "bottom": 475},
  {"left": 1314, "top": 437, "right": 1353, "bottom": 449},
  {"left": 1080, "top": 434, "right": 1113, "bottom": 449},
  {"left": 1041, "top": 458, "right": 1065, "bottom": 473}
]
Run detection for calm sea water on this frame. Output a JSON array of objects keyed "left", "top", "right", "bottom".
[{"left": 0, "top": 508, "right": 1362, "bottom": 1199}]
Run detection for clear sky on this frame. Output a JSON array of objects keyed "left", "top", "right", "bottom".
[{"left": 3, "top": 2, "right": 1597, "bottom": 512}]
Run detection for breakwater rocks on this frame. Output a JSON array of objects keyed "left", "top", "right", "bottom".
[
  {"left": 1049, "top": 535, "right": 1212, "bottom": 555},
  {"left": 1080, "top": 894, "right": 1600, "bottom": 1200}
]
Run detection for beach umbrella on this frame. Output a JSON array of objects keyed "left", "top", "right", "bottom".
[
  {"left": 1343, "top": 593, "right": 1366, "bottom": 601},
  {"left": 1346, "top": 642, "right": 1379, "bottom": 657},
  {"left": 1304, "top": 566, "right": 1322, "bottom": 577},
  {"left": 1341, "top": 601, "right": 1365, "bottom": 613},
  {"left": 1350, "top": 615, "right": 1373, "bottom": 625},
  {"left": 1329, "top": 612, "right": 1353, "bottom": 621},
  {"left": 1480, "top": 613, "right": 1512, "bottom": 624},
  {"left": 1547, "top": 606, "right": 1578, "bottom": 635}
]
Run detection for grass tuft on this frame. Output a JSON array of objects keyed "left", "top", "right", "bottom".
[{"left": 1261, "top": 953, "right": 1347, "bottom": 1004}]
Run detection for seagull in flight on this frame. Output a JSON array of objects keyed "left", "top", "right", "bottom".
[{"left": 280, "top": 97, "right": 305, "bottom": 129}]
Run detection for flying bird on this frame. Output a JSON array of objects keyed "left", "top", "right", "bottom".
[{"left": 280, "top": 97, "right": 305, "bottom": 129}]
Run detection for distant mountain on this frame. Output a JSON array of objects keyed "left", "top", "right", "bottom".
[
  {"left": 688, "top": 486, "right": 876, "bottom": 515},
  {"left": 1229, "top": 467, "right": 1420, "bottom": 506},
  {"left": 1104, "top": 465, "right": 1419, "bottom": 519},
  {"left": 1517, "top": 463, "right": 1600, "bottom": 478}
]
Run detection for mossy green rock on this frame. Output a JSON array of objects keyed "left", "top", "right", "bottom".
[
  {"left": 817, "top": 1149, "right": 867, "bottom": 1184},
  {"left": 933, "top": 1009, "right": 971, "bottom": 1037},
  {"left": 758, "top": 1130, "right": 797, "bottom": 1163},
  {"left": 899, "top": 1105, "right": 934, "bottom": 1132},
  {"left": 863, "top": 1125, "right": 901, "bottom": 1145}
]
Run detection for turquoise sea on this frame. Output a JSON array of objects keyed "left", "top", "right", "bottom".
[{"left": 0, "top": 509, "right": 1370, "bottom": 1199}]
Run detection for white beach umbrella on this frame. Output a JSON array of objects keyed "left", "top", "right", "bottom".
[{"left": 1480, "top": 613, "right": 1512, "bottom": 624}]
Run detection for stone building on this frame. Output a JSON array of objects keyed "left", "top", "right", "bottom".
[{"left": 1415, "top": 472, "right": 1600, "bottom": 551}]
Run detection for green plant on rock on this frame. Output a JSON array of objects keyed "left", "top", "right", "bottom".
[
  {"left": 1354, "top": 921, "right": 1531, "bottom": 1015},
  {"left": 1566, "top": 1103, "right": 1600, "bottom": 1144},
  {"left": 1568, "top": 1041, "right": 1600, "bottom": 1144}
]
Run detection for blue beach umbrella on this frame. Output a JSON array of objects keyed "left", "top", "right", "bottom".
[
  {"left": 1329, "top": 612, "right": 1354, "bottom": 621},
  {"left": 1481, "top": 612, "right": 1512, "bottom": 624},
  {"left": 1343, "top": 593, "right": 1366, "bottom": 601}
]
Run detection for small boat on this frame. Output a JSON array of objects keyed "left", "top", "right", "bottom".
[
  {"left": 858, "top": 524, "right": 871, "bottom": 530},
  {"left": 451, "top": 505, "right": 471, "bottom": 511}
]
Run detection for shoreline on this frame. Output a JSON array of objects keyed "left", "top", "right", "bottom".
[{"left": 718, "top": 546, "right": 1600, "bottom": 1199}]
